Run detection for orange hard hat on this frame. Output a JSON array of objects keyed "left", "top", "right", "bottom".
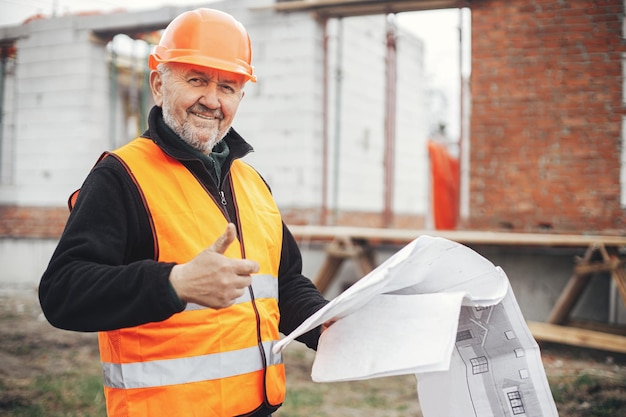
[{"left": 149, "top": 8, "right": 256, "bottom": 82}]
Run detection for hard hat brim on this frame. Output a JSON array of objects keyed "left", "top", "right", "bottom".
[{"left": 149, "top": 53, "right": 257, "bottom": 83}]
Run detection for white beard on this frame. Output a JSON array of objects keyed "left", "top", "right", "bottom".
[{"left": 161, "top": 102, "right": 223, "bottom": 155}]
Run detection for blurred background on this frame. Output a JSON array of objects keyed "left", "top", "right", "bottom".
[
  {"left": 1, "top": 1, "right": 626, "bottom": 416},
  {"left": 0, "top": 0, "right": 625, "bottom": 377}
]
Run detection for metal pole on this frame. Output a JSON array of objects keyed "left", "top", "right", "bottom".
[
  {"left": 332, "top": 18, "right": 344, "bottom": 225},
  {"left": 109, "top": 40, "right": 118, "bottom": 149},
  {"left": 321, "top": 18, "right": 330, "bottom": 225},
  {"left": 0, "top": 46, "right": 8, "bottom": 177},
  {"left": 140, "top": 41, "right": 151, "bottom": 133},
  {"left": 383, "top": 15, "right": 397, "bottom": 227}
]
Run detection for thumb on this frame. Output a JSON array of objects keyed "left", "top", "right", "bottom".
[{"left": 209, "top": 223, "right": 237, "bottom": 254}]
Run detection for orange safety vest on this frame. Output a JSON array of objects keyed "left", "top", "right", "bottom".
[{"left": 98, "top": 138, "right": 285, "bottom": 417}]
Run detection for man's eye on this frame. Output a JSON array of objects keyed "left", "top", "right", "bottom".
[
  {"left": 188, "top": 78, "right": 204, "bottom": 86},
  {"left": 218, "top": 84, "right": 236, "bottom": 95}
]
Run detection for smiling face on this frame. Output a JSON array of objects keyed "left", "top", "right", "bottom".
[{"left": 150, "top": 62, "right": 246, "bottom": 154}]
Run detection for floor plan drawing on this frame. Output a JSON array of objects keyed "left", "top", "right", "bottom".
[
  {"left": 275, "top": 235, "right": 559, "bottom": 417},
  {"left": 418, "top": 284, "right": 558, "bottom": 417}
]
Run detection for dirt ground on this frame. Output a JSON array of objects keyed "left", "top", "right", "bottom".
[{"left": 1, "top": 290, "right": 625, "bottom": 417}]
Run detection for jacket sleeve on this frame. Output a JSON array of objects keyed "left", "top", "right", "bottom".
[
  {"left": 38, "top": 157, "right": 185, "bottom": 332},
  {"left": 277, "top": 224, "right": 329, "bottom": 350}
]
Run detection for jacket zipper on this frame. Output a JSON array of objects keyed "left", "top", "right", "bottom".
[{"left": 226, "top": 175, "right": 271, "bottom": 409}]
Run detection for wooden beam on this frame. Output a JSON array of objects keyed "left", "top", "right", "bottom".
[
  {"left": 313, "top": 238, "right": 377, "bottom": 294},
  {"left": 573, "top": 259, "right": 621, "bottom": 275},
  {"left": 528, "top": 321, "right": 626, "bottom": 354},
  {"left": 567, "top": 319, "right": 626, "bottom": 336},
  {"left": 613, "top": 265, "right": 626, "bottom": 308},
  {"left": 546, "top": 272, "right": 593, "bottom": 325},
  {"left": 270, "top": 0, "right": 465, "bottom": 18},
  {"left": 546, "top": 245, "right": 597, "bottom": 324},
  {"left": 291, "top": 225, "right": 626, "bottom": 352},
  {"left": 288, "top": 225, "right": 626, "bottom": 247},
  {"left": 313, "top": 255, "right": 345, "bottom": 293}
]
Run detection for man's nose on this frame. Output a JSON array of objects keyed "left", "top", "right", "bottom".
[{"left": 199, "top": 82, "right": 220, "bottom": 108}]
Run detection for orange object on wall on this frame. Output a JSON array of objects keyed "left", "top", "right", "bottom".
[{"left": 428, "top": 140, "right": 459, "bottom": 230}]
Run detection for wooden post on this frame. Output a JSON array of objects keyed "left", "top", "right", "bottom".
[
  {"left": 312, "top": 237, "right": 376, "bottom": 294},
  {"left": 547, "top": 243, "right": 626, "bottom": 326}
]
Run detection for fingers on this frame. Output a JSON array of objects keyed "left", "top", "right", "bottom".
[
  {"left": 208, "top": 224, "right": 260, "bottom": 274},
  {"left": 238, "top": 259, "right": 260, "bottom": 275},
  {"left": 217, "top": 281, "right": 249, "bottom": 308},
  {"left": 322, "top": 318, "right": 338, "bottom": 332},
  {"left": 209, "top": 223, "right": 237, "bottom": 254},
  {"left": 168, "top": 223, "right": 261, "bottom": 309}
]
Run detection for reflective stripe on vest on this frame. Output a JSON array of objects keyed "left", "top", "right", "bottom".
[
  {"left": 103, "top": 340, "right": 282, "bottom": 389},
  {"left": 99, "top": 138, "right": 285, "bottom": 417}
]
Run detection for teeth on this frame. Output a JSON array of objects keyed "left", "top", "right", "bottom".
[{"left": 193, "top": 113, "right": 216, "bottom": 120}]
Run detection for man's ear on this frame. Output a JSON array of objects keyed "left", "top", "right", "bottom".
[{"left": 150, "top": 70, "right": 164, "bottom": 106}]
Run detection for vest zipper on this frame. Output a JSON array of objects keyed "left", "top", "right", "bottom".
[{"left": 228, "top": 176, "right": 271, "bottom": 411}]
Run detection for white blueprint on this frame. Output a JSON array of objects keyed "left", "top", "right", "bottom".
[{"left": 274, "top": 235, "right": 559, "bottom": 417}]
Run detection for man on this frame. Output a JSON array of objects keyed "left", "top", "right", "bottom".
[{"left": 39, "top": 8, "right": 328, "bottom": 417}]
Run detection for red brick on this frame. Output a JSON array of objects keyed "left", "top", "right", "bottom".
[
  {"left": 0, "top": 206, "right": 68, "bottom": 238},
  {"left": 468, "top": 0, "right": 626, "bottom": 233}
]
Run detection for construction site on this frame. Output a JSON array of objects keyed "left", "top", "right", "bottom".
[{"left": 1, "top": 0, "right": 626, "bottom": 416}]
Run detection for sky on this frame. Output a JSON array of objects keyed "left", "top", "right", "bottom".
[{"left": 0, "top": 0, "right": 469, "bottom": 140}]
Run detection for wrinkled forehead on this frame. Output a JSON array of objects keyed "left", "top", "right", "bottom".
[{"left": 167, "top": 62, "right": 246, "bottom": 84}]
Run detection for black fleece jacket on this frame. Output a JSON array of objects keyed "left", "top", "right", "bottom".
[{"left": 39, "top": 106, "right": 328, "bottom": 351}]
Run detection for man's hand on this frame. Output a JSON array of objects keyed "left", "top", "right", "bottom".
[
  {"left": 169, "top": 223, "right": 260, "bottom": 309},
  {"left": 322, "top": 318, "right": 337, "bottom": 332}
]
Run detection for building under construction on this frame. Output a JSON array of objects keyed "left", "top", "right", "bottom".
[{"left": 1, "top": 0, "right": 626, "bottom": 353}]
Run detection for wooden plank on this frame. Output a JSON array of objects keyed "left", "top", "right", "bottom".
[
  {"left": 567, "top": 319, "right": 626, "bottom": 336},
  {"left": 546, "top": 273, "right": 593, "bottom": 325},
  {"left": 613, "top": 266, "right": 626, "bottom": 307},
  {"left": 574, "top": 259, "right": 620, "bottom": 275},
  {"left": 547, "top": 245, "right": 597, "bottom": 325},
  {"left": 528, "top": 321, "right": 626, "bottom": 354},
  {"left": 288, "top": 225, "right": 626, "bottom": 247},
  {"left": 313, "top": 238, "right": 377, "bottom": 295},
  {"left": 269, "top": 0, "right": 460, "bottom": 16},
  {"left": 313, "top": 256, "right": 344, "bottom": 294},
  {"left": 292, "top": 225, "right": 626, "bottom": 352},
  {"left": 355, "top": 248, "right": 376, "bottom": 278}
]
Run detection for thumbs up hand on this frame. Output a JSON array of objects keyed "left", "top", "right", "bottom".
[{"left": 169, "top": 223, "right": 260, "bottom": 309}]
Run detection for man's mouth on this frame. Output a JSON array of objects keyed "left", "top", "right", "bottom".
[
  {"left": 188, "top": 106, "right": 222, "bottom": 121},
  {"left": 190, "top": 111, "right": 219, "bottom": 120}
]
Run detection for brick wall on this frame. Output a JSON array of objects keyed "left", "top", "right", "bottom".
[
  {"left": 468, "top": 0, "right": 626, "bottom": 233},
  {"left": 0, "top": 206, "right": 68, "bottom": 238}
]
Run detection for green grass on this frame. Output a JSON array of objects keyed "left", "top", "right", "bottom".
[
  {"left": 5, "top": 373, "right": 106, "bottom": 417},
  {"left": 278, "top": 388, "right": 328, "bottom": 417},
  {"left": 2, "top": 334, "right": 625, "bottom": 417},
  {"left": 284, "top": 387, "right": 325, "bottom": 408},
  {"left": 550, "top": 372, "right": 626, "bottom": 417}
]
